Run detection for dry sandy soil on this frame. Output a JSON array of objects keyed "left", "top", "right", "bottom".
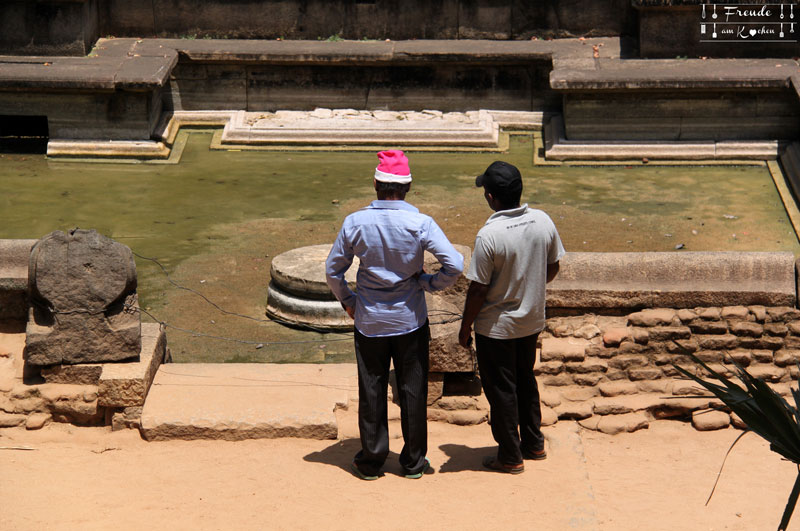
[{"left": 2, "top": 416, "right": 799, "bottom": 531}]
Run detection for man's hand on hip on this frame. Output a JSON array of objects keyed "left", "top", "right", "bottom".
[{"left": 341, "top": 303, "right": 355, "bottom": 319}]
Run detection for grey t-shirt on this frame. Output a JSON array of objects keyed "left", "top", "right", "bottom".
[{"left": 466, "top": 204, "right": 565, "bottom": 339}]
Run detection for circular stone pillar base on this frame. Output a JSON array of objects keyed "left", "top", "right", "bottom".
[
  {"left": 266, "top": 282, "right": 354, "bottom": 331},
  {"left": 267, "top": 243, "right": 471, "bottom": 331},
  {"left": 267, "top": 244, "right": 358, "bottom": 331}
]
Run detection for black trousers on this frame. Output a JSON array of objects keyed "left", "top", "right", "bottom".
[
  {"left": 353, "top": 322, "right": 430, "bottom": 476},
  {"left": 475, "top": 332, "right": 544, "bottom": 465}
]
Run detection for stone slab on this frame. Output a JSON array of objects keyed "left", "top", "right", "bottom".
[
  {"left": 551, "top": 58, "right": 797, "bottom": 91},
  {"left": 221, "top": 109, "right": 500, "bottom": 147},
  {"left": 0, "top": 240, "right": 37, "bottom": 321},
  {"left": 98, "top": 323, "right": 165, "bottom": 407},
  {"left": 47, "top": 140, "right": 170, "bottom": 159},
  {"left": 140, "top": 363, "right": 358, "bottom": 441},
  {"left": 548, "top": 252, "right": 796, "bottom": 310}
]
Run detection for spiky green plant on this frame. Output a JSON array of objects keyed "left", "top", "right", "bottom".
[{"left": 673, "top": 349, "right": 800, "bottom": 531}]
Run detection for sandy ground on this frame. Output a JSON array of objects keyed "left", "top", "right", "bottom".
[{"left": 2, "top": 416, "right": 799, "bottom": 531}]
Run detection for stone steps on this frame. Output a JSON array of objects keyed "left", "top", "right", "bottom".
[{"left": 140, "top": 363, "right": 358, "bottom": 441}]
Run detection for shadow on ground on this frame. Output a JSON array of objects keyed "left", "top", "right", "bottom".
[
  {"left": 304, "top": 438, "right": 440, "bottom": 478},
  {"left": 438, "top": 443, "right": 495, "bottom": 473}
]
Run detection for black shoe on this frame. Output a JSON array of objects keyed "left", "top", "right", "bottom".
[
  {"left": 521, "top": 448, "right": 547, "bottom": 460},
  {"left": 482, "top": 456, "right": 524, "bottom": 474}
]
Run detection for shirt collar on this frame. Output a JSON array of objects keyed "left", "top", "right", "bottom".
[
  {"left": 368, "top": 200, "right": 419, "bottom": 213},
  {"left": 486, "top": 203, "right": 528, "bottom": 224}
]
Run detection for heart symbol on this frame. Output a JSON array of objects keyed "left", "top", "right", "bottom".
[{"left": 750, "top": 29, "right": 757, "bottom": 36}]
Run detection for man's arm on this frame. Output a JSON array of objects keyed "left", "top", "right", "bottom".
[
  {"left": 458, "top": 280, "right": 490, "bottom": 347},
  {"left": 417, "top": 219, "right": 464, "bottom": 292},
  {"left": 325, "top": 227, "right": 357, "bottom": 317},
  {"left": 547, "top": 261, "right": 560, "bottom": 283}
]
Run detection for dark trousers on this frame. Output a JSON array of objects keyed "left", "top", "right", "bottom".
[
  {"left": 475, "top": 332, "right": 544, "bottom": 465},
  {"left": 353, "top": 322, "right": 430, "bottom": 476}
]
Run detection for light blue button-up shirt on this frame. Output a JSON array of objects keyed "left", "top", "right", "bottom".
[{"left": 326, "top": 200, "right": 464, "bottom": 337}]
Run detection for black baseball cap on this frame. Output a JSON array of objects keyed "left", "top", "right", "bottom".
[{"left": 475, "top": 161, "right": 523, "bottom": 194}]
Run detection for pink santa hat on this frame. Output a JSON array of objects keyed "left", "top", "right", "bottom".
[{"left": 374, "top": 150, "right": 412, "bottom": 184}]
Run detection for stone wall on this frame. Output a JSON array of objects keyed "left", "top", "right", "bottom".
[
  {"left": 635, "top": 3, "right": 800, "bottom": 58},
  {"left": 533, "top": 306, "right": 800, "bottom": 433},
  {"left": 0, "top": 89, "right": 164, "bottom": 142},
  {"left": 423, "top": 250, "right": 800, "bottom": 432},
  {"left": 563, "top": 90, "right": 800, "bottom": 142},
  {"left": 168, "top": 61, "right": 554, "bottom": 113},
  {"left": 0, "top": 0, "right": 635, "bottom": 56},
  {"left": 0, "top": 0, "right": 100, "bottom": 56},
  {"left": 3, "top": 240, "right": 800, "bottom": 434},
  {"left": 100, "top": 0, "right": 634, "bottom": 41}
]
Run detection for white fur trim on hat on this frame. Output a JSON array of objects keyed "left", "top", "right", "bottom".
[{"left": 374, "top": 168, "right": 412, "bottom": 184}]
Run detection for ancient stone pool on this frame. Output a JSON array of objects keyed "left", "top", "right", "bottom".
[{"left": 1, "top": 130, "right": 797, "bottom": 363}]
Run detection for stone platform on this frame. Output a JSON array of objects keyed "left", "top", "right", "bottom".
[{"left": 140, "top": 363, "right": 358, "bottom": 441}]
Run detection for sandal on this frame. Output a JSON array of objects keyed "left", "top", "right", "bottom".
[
  {"left": 404, "top": 457, "right": 431, "bottom": 479},
  {"left": 350, "top": 462, "right": 379, "bottom": 481}
]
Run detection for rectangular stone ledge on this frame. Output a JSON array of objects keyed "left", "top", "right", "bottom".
[
  {"left": 47, "top": 140, "right": 170, "bottom": 159},
  {"left": 550, "top": 59, "right": 796, "bottom": 91},
  {"left": 547, "top": 251, "right": 797, "bottom": 311},
  {"left": 545, "top": 115, "right": 780, "bottom": 161},
  {"left": 154, "top": 111, "right": 237, "bottom": 144},
  {"left": 98, "top": 323, "right": 166, "bottom": 408},
  {"left": 486, "top": 110, "right": 545, "bottom": 130}
]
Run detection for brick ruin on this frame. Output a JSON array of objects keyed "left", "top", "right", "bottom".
[{"left": 1, "top": 234, "right": 798, "bottom": 436}]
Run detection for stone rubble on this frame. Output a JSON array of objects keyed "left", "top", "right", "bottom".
[{"left": 525, "top": 306, "right": 800, "bottom": 433}]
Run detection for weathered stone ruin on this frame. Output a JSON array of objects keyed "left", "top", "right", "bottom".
[
  {"left": 25, "top": 229, "right": 141, "bottom": 366},
  {"left": 0, "top": 231, "right": 166, "bottom": 430}
]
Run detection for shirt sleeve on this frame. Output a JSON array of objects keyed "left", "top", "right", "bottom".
[
  {"left": 416, "top": 218, "right": 464, "bottom": 292},
  {"left": 465, "top": 234, "right": 493, "bottom": 286},
  {"left": 547, "top": 219, "right": 566, "bottom": 264},
  {"left": 325, "top": 223, "right": 357, "bottom": 308}
]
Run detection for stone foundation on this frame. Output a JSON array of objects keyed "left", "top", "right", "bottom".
[{"left": 0, "top": 318, "right": 166, "bottom": 430}]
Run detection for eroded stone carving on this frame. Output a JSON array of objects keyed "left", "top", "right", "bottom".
[{"left": 25, "top": 229, "right": 141, "bottom": 365}]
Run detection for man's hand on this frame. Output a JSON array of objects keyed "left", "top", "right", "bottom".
[
  {"left": 458, "top": 323, "right": 473, "bottom": 348},
  {"left": 459, "top": 281, "right": 489, "bottom": 348},
  {"left": 341, "top": 303, "right": 355, "bottom": 319}
]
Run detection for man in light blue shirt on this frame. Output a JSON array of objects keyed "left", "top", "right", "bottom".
[{"left": 326, "top": 150, "right": 463, "bottom": 480}]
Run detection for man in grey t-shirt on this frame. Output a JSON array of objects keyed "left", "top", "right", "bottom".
[{"left": 459, "top": 160, "right": 565, "bottom": 474}]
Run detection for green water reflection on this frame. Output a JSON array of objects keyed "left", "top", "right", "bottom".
[{"left": 1, "top": 131, "right": 796, "bottom": 363}]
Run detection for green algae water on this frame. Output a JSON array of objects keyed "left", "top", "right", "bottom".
[{"left": 1, "top": 131, "right": 797, "bottom": 363}]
